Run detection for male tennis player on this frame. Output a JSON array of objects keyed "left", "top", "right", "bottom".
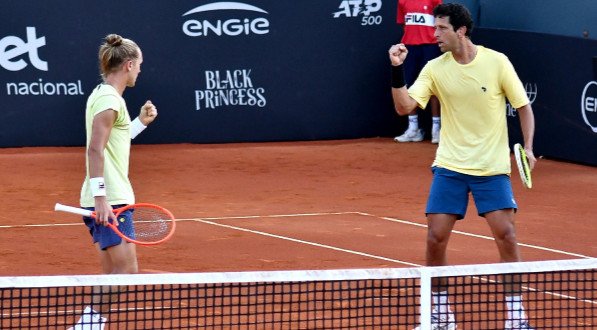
[
  {"left": 70, "top": 34, "right": 157, "bottom": 330},
  {"left": 389, "top": 3, "right": 536, "bottom": 329}
]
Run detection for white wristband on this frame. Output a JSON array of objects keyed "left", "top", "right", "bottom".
[
  {"left": 89, "top": 177, "right": 106, "bottom": 197},
  {"left": 130, "top": 117, "right": 147, "bottom": 139}
]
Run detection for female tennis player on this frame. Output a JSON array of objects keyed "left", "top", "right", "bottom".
[{"left": 70, "top": 34, "right": 157, "bottom": 330}]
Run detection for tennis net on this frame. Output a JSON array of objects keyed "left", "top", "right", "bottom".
[{"left": 0, "top": 258, "right": 595, "bottom": 329}]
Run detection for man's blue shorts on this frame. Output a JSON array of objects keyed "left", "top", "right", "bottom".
[
  {"left": 83, "top": 204, "right": 134, "bottom": 250},
  {"left": 426, "top": 167, "right": 517, "bottom": 220}
]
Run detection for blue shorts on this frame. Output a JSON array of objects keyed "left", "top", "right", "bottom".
[
  {"left": 83, "top": 204, "right": 135, "bottom": 250},
  {"left": 426, "top": 167, "right": 517, "bottom": 220}
]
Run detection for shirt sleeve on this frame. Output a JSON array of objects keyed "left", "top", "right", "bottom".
[
  {"left": 500, "top": 55, "right": 529, "bottom": 109},
  {"left": 91, "top": 94, "right": 121, "bottom": 117},
  {"left": 407, "top": 64, "right": 434, "bottom": 109}
]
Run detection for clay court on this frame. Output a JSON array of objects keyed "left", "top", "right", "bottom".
[{"left": 0, "top": 138, "right": 595, "bottom": 277}]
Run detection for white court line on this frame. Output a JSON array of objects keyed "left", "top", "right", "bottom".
[
  {"left": 193, "top": 218, "right": 421, "bottom": 267},
  {"left": 192, "top": 213, "right": 597, "bottom": 308},
  {"left": 2, "top": 212, "right": 596, "bottom": 319},
  {"left": 355, "top": 212, "right": 593, "bottom": 259},
  {"left": 0, "top": 211, "right": 360, "bottom": 229},
  {"left": 0, "top": 223, "right": 83, "bottom": 228},
  {"left": 1, "top": 210, "right": 592, "bottom": 259},
  {"left": 177, "top": 211, "right": 361, "bottom": 221},
  {"left": 184, "top": 211, "right": 593, "bottom": 260}
]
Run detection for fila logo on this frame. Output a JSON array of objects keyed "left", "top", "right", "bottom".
[{"left": 404, "top": 13, "right": 434, "bottom": 27}]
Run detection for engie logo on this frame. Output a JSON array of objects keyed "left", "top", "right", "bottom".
[
  {"left": 581, "top": 81, "right": 597, "bottom": 133},
  {"left": 0, "top": 27, "right": 47, "bottom": 71},
  {"left": 195, "top": 68, "right": 266, "bottom": 110},
  {"left": 507, "top": 83, "right": 537, "bottom": 117},
  {"left": 333, "top": 0, "right": 383, "bottom": 26},
  {"left": 182, "top": 2, "right": 270, "bottom": 37}
]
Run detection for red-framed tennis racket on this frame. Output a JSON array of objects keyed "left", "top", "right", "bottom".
[{"left": 54, "top": 203, "right": 176, "bottom": 245}]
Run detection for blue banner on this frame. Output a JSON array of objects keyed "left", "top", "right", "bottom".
[
  {"left": 473, "top": 29, "right": 597, "bottom": 166},
  {"left": 1, "top": 0, "right": 401, "bottom": 147},
  {"left": 2, "top": 1, "right": 596, "bottom": 166}
]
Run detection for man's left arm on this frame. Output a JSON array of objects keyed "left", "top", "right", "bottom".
[{"left": 516, "top": 103, "right": 537, "bottom": 169}]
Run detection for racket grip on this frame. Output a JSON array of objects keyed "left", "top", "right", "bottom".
[{"left": 54, "top": 203, "right": 93, "bottom": 217}]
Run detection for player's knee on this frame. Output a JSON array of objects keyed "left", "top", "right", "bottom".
[
  {"left": 494, "top": 228, "right": 518, "bottom": 246},
  {"left": 426, "top": 229, "right": 449, "bottom": 248},
  {"left": 111, "top": 263, "right": 137, "bottom": 274}
]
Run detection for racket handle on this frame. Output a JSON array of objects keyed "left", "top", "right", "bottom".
[{"left": 54, "top": 203, "right": 93, "bottom": 217}]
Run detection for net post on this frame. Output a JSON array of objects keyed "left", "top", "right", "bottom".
[{"left": 419, "top": 267, "right": 432, "bottom": 330}]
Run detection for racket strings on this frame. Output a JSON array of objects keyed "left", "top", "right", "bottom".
[
  {"left": 130, "top": 208, "right": 174, "bottom": 242},
  {"left": 514, "top": 144, "right": 532, "bottom": 188},
  {"left": 520, "top": 150, "right": 531, "bottom": 180}
]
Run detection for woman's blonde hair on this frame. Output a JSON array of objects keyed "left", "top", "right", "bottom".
[{"left": 98, "top": 34, "right": 139, "bottom": 76}]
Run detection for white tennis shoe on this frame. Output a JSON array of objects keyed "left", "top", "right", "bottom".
[
  {"left": 413, "top": 310, "right": 457, "bottom": 330},
  {"left": 505, "top": 319, "right": 535, "bottom": 329},
  {"left": 394, "top": 128, "right": 424, "bottom": 143},
  {"left": 69, "top": 306, "right": 106, "bottom": 330}
]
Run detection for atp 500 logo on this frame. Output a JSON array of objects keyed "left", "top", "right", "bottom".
[
  {"left": 182, "top": 2, "right": 270, "bottom": 37},
  {"left": 581, "top": 81, "right": 597, "bottom": 133},
  {"left": 333, "top": 0, "right": 383, "bottom": 26}
]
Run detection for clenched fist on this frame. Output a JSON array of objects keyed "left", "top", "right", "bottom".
[
  {"left": 139, "top": 100, "right": 158, "bottom": 125},
  {"left": 389, "top": 43, "right": 408, "bottom": 66}
]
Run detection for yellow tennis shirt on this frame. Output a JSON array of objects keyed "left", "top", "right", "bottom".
[
  {"left": 80, "top": 84, "right": 135, "bottom": 207},
  {"left": 408, "top": 46, "right": 529, "bottom": 176}
]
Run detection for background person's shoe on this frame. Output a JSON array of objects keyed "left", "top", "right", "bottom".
[
  {"left": 431, "top": 129, "right": 440, "bottom": 144},
  {"left": 394, "top": 129, "right": 424, "bottom": 143}
]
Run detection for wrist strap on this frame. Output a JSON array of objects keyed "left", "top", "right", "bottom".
[
  {"left": 130, "top": 117, "right": 147, "bottom": 139},
  {"left": 89, "top": 177, "right": 106, "bottom": 197},
  {"left": 391, "top": 65, "right": 406, "bottom": 89}
]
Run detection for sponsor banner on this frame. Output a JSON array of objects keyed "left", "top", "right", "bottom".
[
  {"left": 195, "top": 69, "right": 267, "bottom": 110},
  {"left": 474, "top": 29, "right": 597, "bottom": 166},
  {"left": 2, "top": 2, "right": 596, "bottom": 167},
  {"left": 332, "top": 0, "right": 384, "bottom": 26},
  {"left": 1, "top": 27, "right": 84, "bottom": 97},
  {"left": 181, "top": 2, "right": 271, "bottom": 38},
  {"left": 1, "top": 0, "right": 400, "bottom": 147},
  {"left": 581, "top": 81, "right": 597, "bottom": 133},
  {"left": 0, "top": 22, "right": 89, "bottom": 146}
]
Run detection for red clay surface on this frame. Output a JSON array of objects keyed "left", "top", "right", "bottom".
[{"left": 0, "top": 138, "right": 595, "bottom": 276}]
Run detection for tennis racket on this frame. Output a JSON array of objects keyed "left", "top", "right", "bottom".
[
  {"left": 513, "top": 143, "right": 532, "bottom": 189},
  {"left": 55, "top": 203, "right": 176, "bottom": 245}
]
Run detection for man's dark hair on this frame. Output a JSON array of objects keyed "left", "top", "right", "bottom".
[{"left": 433, "top": 3, "right": 474, "bottom": 37}]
